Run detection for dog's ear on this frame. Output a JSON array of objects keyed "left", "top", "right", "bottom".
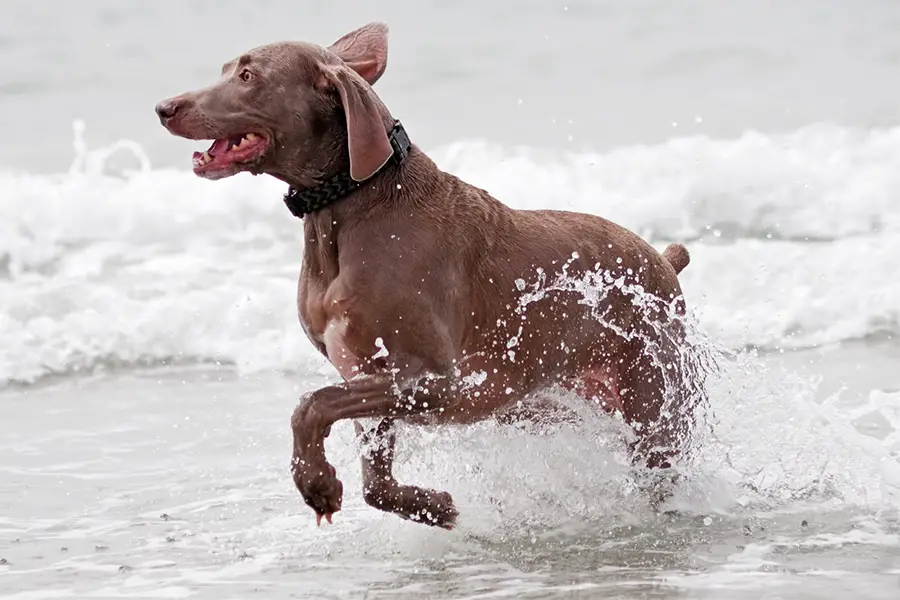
[
  {"left": 320, "top": 65, "right": 393, "bottom": 182},
  {"left": 327, "top": 22, "right": 389, "bottom": 85}
]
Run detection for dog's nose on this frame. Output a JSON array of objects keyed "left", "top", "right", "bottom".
[{"left": 155, "top": 99, "right": 180, "bottom": 123}]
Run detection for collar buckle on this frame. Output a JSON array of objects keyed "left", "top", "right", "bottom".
[{"left": 389, "top": 120, "right": 411, "bottom": 165}]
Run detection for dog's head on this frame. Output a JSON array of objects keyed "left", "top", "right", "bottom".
[{"left": 155, "top": 22, "right": 394, "bottom": 185}]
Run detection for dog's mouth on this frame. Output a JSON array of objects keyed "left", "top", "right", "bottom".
[{"left": 192, "top": 132, "right": 268, "bottom": 177}]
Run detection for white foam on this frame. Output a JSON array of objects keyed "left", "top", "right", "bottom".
[
  {"left": 690, "top": 357, "right": 900, "bottom": 510},
  {"left": 2, "top": 122, "right": 899, "bottom": 385},
  {"left": 679, "top": 236, "right": 900, "bottom": 349},
  {"left": 433, "top": 123, "right": 900, "bottom": 241}
]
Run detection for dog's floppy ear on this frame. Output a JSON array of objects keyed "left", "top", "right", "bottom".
[
  {"left": 327, "top": 22, "right": 389, "bottom": 85},
  {"left": 321, "top": 65, "right": 393, "bottom": 182}
]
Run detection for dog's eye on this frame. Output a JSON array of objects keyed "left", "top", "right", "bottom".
[{"left": 239, "top": 69, "right": 253, "bottom": 82}]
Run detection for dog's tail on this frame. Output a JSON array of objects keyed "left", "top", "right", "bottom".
[{"left": 662, "top": 243, "right": 690, "bottom": 275}]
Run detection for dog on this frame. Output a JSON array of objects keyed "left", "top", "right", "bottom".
[{"left": 156, "top": 22, "right": 698, "bottom": 529}]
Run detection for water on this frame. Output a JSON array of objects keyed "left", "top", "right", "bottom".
[{"left": 2, "top": 0, "right": 900, "bottom": 598}]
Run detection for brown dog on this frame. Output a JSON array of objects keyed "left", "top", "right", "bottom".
[{"left": 156, "top": 22, "right": 699, "bottom": 529}]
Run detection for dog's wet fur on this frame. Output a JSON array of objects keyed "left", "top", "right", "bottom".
[{"left": 156, "top": 22, "right": 699, "bottom": 529}]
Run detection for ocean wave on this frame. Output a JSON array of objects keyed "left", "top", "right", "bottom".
[
  {"left": 1, "top": 122, "right": 898, "bottom": 385},
  {"left": 434, "top": 123, "right": 900, "bottom": 241}
]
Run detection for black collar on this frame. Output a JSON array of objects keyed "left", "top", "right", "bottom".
[{"left": 282, "top": 120, "right": 411, "bottom": 219}]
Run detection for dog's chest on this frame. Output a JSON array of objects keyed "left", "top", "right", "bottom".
[
  {"left": 297, "top": 274, "right": 327, "bottom": 343},
  {"left": 297, "top": 218, "right": 342, "bottom": 344},
  {"left": 298, "top": 274, "right": 370, "bottom": 381}
]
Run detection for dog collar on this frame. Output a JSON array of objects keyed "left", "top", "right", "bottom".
[{"left": 282, "top": 120, "right": 411, "bottom": 219}]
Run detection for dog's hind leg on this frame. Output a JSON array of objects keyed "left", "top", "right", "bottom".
[
  {"left": 618, "top": 348, "right": 688, "bottom": 471},
  {"left": 354, "top": 418, "right": 458, "bottom": 528}
]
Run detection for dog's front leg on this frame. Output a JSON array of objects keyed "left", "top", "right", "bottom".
[
  {"left": 290, "top": 373, "right": 458, "bottom": 526},
  {"left": 354, "top": 418, "right": 458, "bottom": 528}
]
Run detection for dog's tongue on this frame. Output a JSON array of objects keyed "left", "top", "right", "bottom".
[{"left": 207, "top": 138, "right": 230, "bottom": 157}]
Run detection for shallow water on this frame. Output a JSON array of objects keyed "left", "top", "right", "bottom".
[
  {"left": 2, "top": 0, "right": 900, "bottom": 598},
  {"left": 1, "top": 358, "right": 898, "bottom": 599}
]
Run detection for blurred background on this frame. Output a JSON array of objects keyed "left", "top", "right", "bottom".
[{"left": 3, "top": 0, "right": 900, "bottom": 171}]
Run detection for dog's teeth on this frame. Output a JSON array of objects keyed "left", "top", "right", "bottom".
[
  {"left": 235, "top": 137, "right": 248, "bottom": 149},
  {"left": 245, "top": 133, "right": 258, "bottom": 141},
  {"left": 202, "top": 151, "right": 211, "bottom": 163}
]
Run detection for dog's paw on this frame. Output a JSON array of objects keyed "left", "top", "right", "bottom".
[
  {"left": 404, "top": 488, "right": 458, "bottom": 530},
  {"left": 425, "top": 490, "right": 459, "bottom": 529},
  {"left": 293, "top": 462, "right": 343, "bottom": 524}
]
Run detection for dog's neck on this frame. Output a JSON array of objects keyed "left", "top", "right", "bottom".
[
  {"left": 292, "top": 138, "right": 448, "bottom": 287},
  {"left": 281, "top": 120, "right": 411, "bottom": 220}
]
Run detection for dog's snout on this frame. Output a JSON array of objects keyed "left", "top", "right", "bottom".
[{"left": 155, "top": 98, "right": 181, "bottom": 123}]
